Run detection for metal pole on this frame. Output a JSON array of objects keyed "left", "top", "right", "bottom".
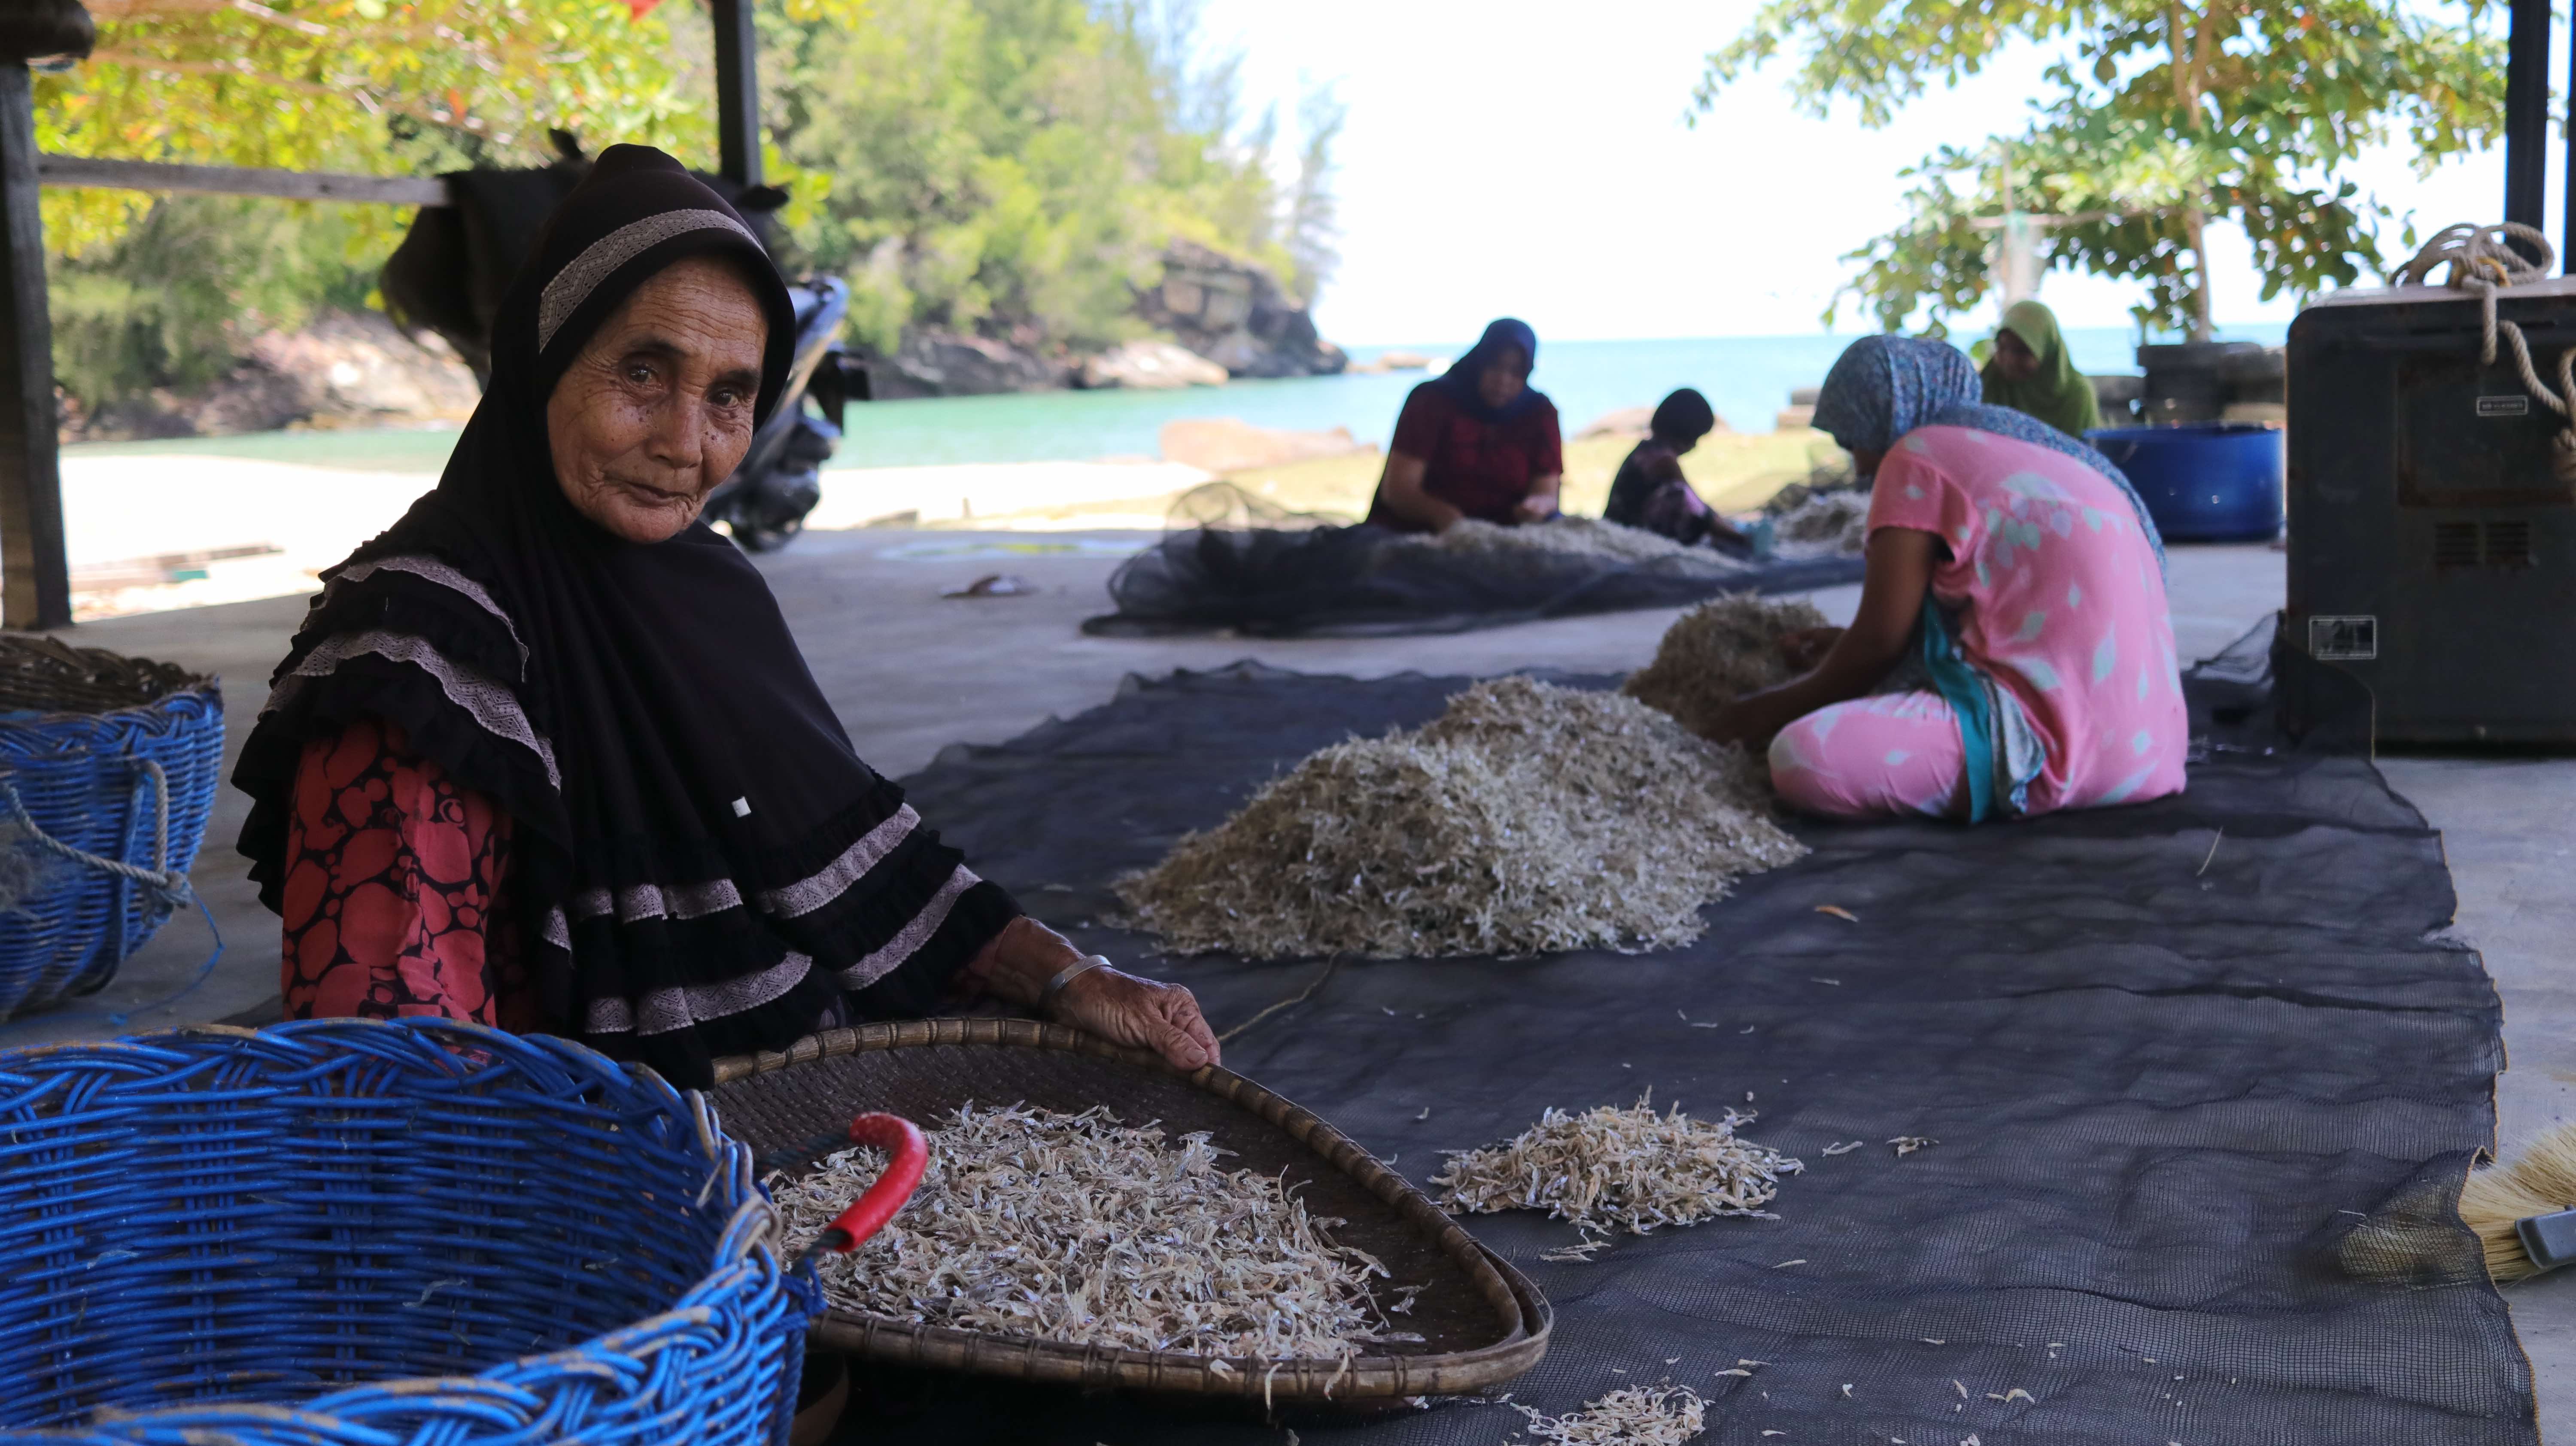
[
  {"left": 0, "top": 64, "right": 69, "bottom": 630},
  {"left": 710, "top": 0, "right": 760, "bottom": 188},
  {"left": 2505, "top": 0, "right": 2551, "bottom": 259},
  {"left": 2564, "top": 0, "right": 2576, "bottom": 273}
]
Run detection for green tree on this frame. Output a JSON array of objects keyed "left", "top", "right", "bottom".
[
  {"left": 760, "top": 0, "right": 1323, "bottom": 354},
  {"left": 1285, "top": 82, "right": 1346, "bottom": 305},
  {"left": 37, "top": 0, "right": 709, "bottom": 257},
  {"left": 1695, "top": 1, "right": 2506, "bottom": 337}
]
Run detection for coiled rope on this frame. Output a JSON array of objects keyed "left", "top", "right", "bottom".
[
  {"left": 2395, "top": 222, "right": 2576, "bottom": 477},
  {"left": 0, "top": 756, "right": 192, "bottom": 905},
  {"left": 0, "top": 756, "right": 224, "bottom": 1028}
]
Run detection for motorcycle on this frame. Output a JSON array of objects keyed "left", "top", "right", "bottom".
[{"left": 702, "top": 275, "right": 872, "bottom": 552}]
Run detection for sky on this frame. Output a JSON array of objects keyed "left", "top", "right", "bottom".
[{"left": 1198, "top": 0, "right": 2543, "bottom": 346}]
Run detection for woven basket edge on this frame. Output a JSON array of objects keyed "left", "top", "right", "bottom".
[{"left": 723, "top": 1019, "right": 1552, "bottom": 1400}]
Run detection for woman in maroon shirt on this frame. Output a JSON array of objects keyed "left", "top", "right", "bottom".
[{"left": 1366, "top": 318, "right": 1564, "bottom": 532}]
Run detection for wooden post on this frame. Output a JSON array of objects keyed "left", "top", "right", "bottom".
[
  {"left": 710, "top": 0, "right": 760, "bottom": 188},
  {"left": 0, "top": 64, "right": 69, "bottom": 631}
]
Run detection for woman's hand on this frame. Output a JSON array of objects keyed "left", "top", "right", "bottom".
[
  {"left": 1701, "top": 687, "right": 1809, "bottom": 749},
  {"left": 1047, "top": 966, "right": 1221, "bottom": 1072},
  {"left": 1778, "top": 626, "right": 1845, "bottom": 673},
  {"left": 961, "top": 917, "right": 1221, "bottom": 1072},
  {"left": 1515, "top": 473, "right": 1564, "bottom": 524}
]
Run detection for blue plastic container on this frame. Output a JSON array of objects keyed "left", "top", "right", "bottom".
[{"left": 2085, "top": 422, "right": 2284, "bottom": 543}]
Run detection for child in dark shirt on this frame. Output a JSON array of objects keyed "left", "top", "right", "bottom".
[{"left": 1602, "top": 388, "right": 1752, "bottom": 553}]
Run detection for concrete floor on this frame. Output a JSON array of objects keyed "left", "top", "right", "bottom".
[{"left": 3, "top": 530, "right": 2566, "bottom": 1437}]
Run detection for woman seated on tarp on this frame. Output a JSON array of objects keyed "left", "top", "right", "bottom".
[
  {"left": 233, "top": 146, "right": 1218, "bottom": 1088},
  {"left": 1982, "top": 299, "right": 2101, "bottom": 438},
  {"left": 1365, "top": 318, "right": 1564, "bottom": 532},
  {"left": 1602, "top": 387, "right": 1754, "bottom": 552},
  {"left": 1702, "top": 335, "right": 2185, "bottom": 821}
]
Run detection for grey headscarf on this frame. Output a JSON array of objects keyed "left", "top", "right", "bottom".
[{"left": 1813, "top": 335, "right": 2164, "bottom": 574}]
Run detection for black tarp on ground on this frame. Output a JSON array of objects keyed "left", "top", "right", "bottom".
[
  {"left": 1080, "top": 523, "right": 1870, "bottom": 638},
  {"left": 834, "top": 653, "right": 2532, "bottom": 1445}
]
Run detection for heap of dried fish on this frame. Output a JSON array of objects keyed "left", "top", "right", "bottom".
[
  {"left": 1771, "top": 490, "right": 1871, "bottom": 554},
  {"left": 1115, "top": 676, "right": 1804, "bottom": 960},
  {"left": 1511, "top": 1386, "right": 1708, "bottom": 1445},
  {"left": 1433, "top": 1096, "right": 1802, "bottom": 1240},
  {"left": 1406, "top": 516, "right": 1701, "bottom": 565},
  {"left": 770, "top": 1102, "right": 1417, "bottom": 1359},
  {"left": 1620, "top": 593, "right": 1831, "bottom": 738}
]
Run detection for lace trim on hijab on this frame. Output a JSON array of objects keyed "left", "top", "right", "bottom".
[
  {"left": 332, "top": 554, "right": 530, "bottom": 666},
  {"left": 758, "top": 805, "right": 923, "bottom": 918},
  {"left": 838, "top": 867, "right": 979, "bottom": 990},
  {"left": 267, "top": 630, "right": 562, "bottom": 792},
  {"left": 537, "top": 207, "right": 759, "bottom": 350},
  {"left": 585, "top": 949, "right": 817, "bottom": 1036}
]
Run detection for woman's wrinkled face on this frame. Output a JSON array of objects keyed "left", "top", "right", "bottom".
[
  {"left": 546, "top": 256, "right": 767, "bottom": 544},
  {"left": 1993, "top": 327, "right": 2041, "bottom": 382},
  {"left": 1476, "top": 346, "right": 1530, "bottom": 410}
]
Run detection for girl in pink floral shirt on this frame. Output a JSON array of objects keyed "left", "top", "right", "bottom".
[{"left": 1706, "top": 337, "right": 2186, "bottom": 821}]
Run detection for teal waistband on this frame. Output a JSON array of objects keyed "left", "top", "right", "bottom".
[{"left": 1920, "top": 599, "right": 1996, "bottom": 824}]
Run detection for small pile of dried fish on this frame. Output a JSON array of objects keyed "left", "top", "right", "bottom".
[
  {"left": 1620, "top": 593, "right": 1831, "bottom": 738},
  {"left": 1407, "top": 516, "right": 1700, "bottom": 565},
  {"left": 1115, "top": 677, "right": 1804, "bottom": 960},
  {"left": 1433, "top": 1096, "right": 1802, "bottom": 1241},
  {"left": 1771, "top": 490, "right": 1871, "bottom": 554},
  {"left": 771, "top": 1102, "right": 1417, "bottom": 1359},
  {"left": 1511, "top": 1385, "right": 1707, "bottom": 1445}
]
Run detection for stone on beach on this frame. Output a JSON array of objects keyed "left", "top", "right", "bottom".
[
  {"left": 1078, "top": 340, "right": 1230, "bottom": 390},
  {"left": 1157, "top": 418, "right": 1366, "bottom": 474}
]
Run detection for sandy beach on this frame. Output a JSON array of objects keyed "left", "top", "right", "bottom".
[{"left": 55, "top": 454, "right": 1222, "bottom": 620}]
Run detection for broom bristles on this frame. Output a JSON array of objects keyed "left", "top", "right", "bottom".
[{"left": 2461, "top": 1122, "right": 2576, "bottom": 1281}]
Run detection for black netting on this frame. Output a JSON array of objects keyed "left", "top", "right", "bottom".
[
  {"left": 1080, "top": 486, "right": 1868, "bottom": 639},
  {"left": 835, "top": 635, "right": 2530, "bottom": 1444}
]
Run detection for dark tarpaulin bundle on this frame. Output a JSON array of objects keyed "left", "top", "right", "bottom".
[
  {"left": 834, "top": 630, "right": 2529, "bottom": 1445},
  {"left": 1080, "top": 485, "right": 1868, "bottom": 639}
]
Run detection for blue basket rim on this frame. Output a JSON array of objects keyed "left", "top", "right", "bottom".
[{"left": 0, "top": 1017, "right": 801, "bottom": 1440}]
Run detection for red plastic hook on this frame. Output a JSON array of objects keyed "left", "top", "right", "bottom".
[{"left": 798, "top": 1112, "right": 928, "bottom": 1261}]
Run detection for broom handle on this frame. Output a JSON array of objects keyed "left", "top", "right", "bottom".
[{"left": 811, "top": 1112, "right": 929, "bottom": 1253}]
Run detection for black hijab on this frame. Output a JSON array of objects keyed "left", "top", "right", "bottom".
[
  {"left": 236, "top": 146, "right": 1020, "bottom": 1087},
  {"left": 1436, "top": 316, "right": 1546, "bottom": 423}
]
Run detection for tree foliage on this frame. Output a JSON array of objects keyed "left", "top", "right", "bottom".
[
  {"left": 1695, "top": 0, "right": 2506, "bottom": 335},
  {"left": 34, "top": 0, "right": 1342, "bottom": 400},
  {"left": 761, "top": 0, "right": 1342, "bottom": 353},
  {"left": 37, "top": 0, "right": 709, "bottom": 258}
]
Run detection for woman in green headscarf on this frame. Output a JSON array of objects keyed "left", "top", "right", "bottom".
[{"left": 1981, "top": 299, "right": 2101, "bottom": 437}]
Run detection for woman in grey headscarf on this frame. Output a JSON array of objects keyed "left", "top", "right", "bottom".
[{"left": 1702, "top": 336, "right": 2185, "bottom": 822}]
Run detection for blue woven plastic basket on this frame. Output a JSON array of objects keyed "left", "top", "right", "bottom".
[
  {"left": 0, "top": 637, "right": 224, "bottom": 1021},
  {"left": 0, "top": 1018, "right": 818, "bottom": 1445}
]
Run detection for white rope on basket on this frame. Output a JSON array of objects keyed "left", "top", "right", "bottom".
[
  {"left": 2395, "top": 221, "right": 2576, "bottom": 479},
  {"left": 0, "top": 756, "right": 193, "bottom": 909}
]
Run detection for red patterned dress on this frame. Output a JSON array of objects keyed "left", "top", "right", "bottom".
[{"left": 279, "top": 717, "right": 539, "bottom": 1028}]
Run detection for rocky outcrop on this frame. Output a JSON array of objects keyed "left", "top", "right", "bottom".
[
  {"left": 1158, "top": 417, "right": 1364, "bottom": 473},
  {"left": 64, "top": 308, "right": 480, "bottom": 442},
  {"left": 854, "top": 330, "right": 1069, "bottom": 400},
  {"left": 1135, "top": 240, "right": 1346, "bottom": 380},
  {"left": 1078, "top": 340, "right": 1228, "bottom": 390}
]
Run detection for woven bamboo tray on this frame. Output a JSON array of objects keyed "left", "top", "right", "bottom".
[{"left": 708, "top": 1018, "right": 1550, "bottom": 1402}]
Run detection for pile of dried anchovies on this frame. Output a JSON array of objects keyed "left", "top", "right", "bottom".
[
  {"left": 1771, "top": 489, "right": 1872, "bottom": 554},
  {"left": 1115, "top": 676, "right": 1803, "bottom": 960},
  {"left": 1620, "top": 592, "right": 1832, "bottom": 738},
  {"left": 1510, "top": 1385, "right": 1708, "bottom": 1444},
  {"left": 1433, "top": 1095, "right": 1803, "bottom": 1241},
  {"left": 769, "top": 1102, "right": 1421, "bottom": 1360},
  {"left": 1411, "top": 516, "right": 1704, "bottom": 566}
]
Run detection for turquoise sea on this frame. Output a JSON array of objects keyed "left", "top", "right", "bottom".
[{"left": 63, "top": 324, "right": 2290, "bottom": 474}]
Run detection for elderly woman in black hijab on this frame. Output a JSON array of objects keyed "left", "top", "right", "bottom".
[{"left": 234, "top": 147, "right": 1218, "bottom": 1087}]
